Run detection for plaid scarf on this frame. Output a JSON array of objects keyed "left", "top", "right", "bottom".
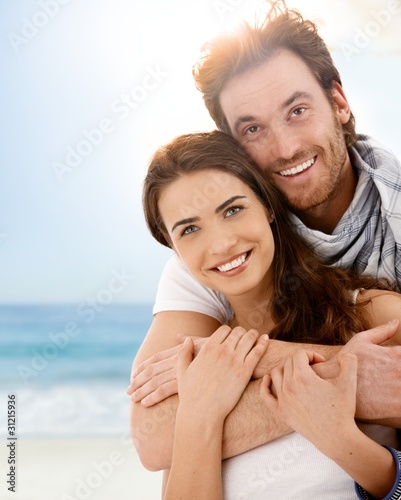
[{"left": 290, "top": 134, "right": 401, "bottom": 289}]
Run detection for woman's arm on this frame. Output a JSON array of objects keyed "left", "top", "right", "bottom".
[
  {"left": 130, "top": 311, "right": 290, "bottom": 471},
  {"left": 260, "top": 350, "right": 398, "bottom": 498},
  {"left": 164, "top": 326, "right": 269, "bottom": 500}
]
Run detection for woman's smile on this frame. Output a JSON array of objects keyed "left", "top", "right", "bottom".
[{"left": 211, "top": 250, "right": 252, "bottom": 277}]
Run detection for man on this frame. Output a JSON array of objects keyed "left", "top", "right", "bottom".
[{"left": 130, "top": 3, "right": 401, "bottom": 472}]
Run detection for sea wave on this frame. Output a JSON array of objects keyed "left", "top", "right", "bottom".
[
  {"left": 0, "top": 303, "right": 153, "bottom": 437},
  {"left": 0, "top": 381, "right": 132, "bottom": 438}
]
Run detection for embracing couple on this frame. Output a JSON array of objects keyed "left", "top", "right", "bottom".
[{"left": 129, "top": 3, "right": 401, "bottom": 499}]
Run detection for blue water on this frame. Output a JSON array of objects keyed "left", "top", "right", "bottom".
[{"left": 0, "top": 303, "right": 152, "bottom": 437}]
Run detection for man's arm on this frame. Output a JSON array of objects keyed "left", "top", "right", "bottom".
[
  {"left": 130, "top": 311, "right": 340, "bottom": 471},
  {"left": 131, "top": 309, "right": 401, "bottom": 470}
]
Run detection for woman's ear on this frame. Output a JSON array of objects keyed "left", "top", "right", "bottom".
[{"left": 268, "top": 211, "right": 275, "bottom": 224}]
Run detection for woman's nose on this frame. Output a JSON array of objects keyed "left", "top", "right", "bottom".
[{"left": 207, "top": 226, "right": 238, "bottom": 256}]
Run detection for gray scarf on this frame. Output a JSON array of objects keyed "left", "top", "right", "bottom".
[{"left": 290, "top": 135, "right": 401, "bottom": 289}]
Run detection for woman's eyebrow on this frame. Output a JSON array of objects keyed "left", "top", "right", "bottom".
[
  {"left": 215, "top": 195, "right": 247, "bottom": 214},
  {"left": 171, "top": 216, "right": 200, "bottom": 233},
  {"left": 171, "top": 195, "right": 247, "bottom": 233}
]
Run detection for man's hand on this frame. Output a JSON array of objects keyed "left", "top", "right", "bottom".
[
  {"left": 127, "top": 336, "right": 207, "bottom": 406},
  {"left": 313, "top": 320, "right": 401, "bottom": 420}
]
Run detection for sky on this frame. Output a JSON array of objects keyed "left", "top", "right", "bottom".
[{"left": 1, "top": 0, "right": 400, "bottom": 304}]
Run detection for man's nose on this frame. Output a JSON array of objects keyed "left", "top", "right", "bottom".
[{"left": 268, "top": 123, "right": 302, "bottom": 162}]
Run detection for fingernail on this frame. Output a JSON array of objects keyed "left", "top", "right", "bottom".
[{"left": 261, "top": 334, "right": 269, "bottom": 340}]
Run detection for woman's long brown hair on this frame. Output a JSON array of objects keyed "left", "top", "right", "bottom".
[{"left": 143, "top": 131, "right": 395, "bottom": 345}]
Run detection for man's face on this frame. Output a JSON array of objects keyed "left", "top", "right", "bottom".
[{"left": 219, "top": 49, "right": 351, "bottom": 217}]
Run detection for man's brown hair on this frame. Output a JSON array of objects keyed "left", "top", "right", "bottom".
[{"left": 193, "top": 1, "right": 357, "bottom": 148}]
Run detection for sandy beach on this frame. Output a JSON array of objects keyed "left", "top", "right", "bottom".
[{"left": 0, "top": 437, "right": 163, "bottom": 500}]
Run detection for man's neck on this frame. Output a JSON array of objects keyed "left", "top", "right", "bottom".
[{"left": 294, "top": 163, "right": 358, "bottom": 235}]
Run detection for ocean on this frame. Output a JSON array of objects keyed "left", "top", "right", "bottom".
[{"left": 0, "top": 303, "right": 152, "bottom": 438}]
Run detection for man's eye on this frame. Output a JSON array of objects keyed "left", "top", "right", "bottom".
[
  {"left": 182, "top": 225, "right": 198, "bottom": 236},
  {"left": 245, "top": 125, "right": 259, "bottom": 134},
  {"left": 225, "top": 206, "right": 242, "bottom": 217},
  {"left": 292, "top": 107, "right": 305, "bottom": 116}
]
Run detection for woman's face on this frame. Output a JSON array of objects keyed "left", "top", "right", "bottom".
[{"left": 158, "top": 170, "right": 275, "bottom": 300}]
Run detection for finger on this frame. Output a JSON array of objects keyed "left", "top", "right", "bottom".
[
  {"left": 177, "top": 337, "right": 194, "bottom": 379},
  {"left": 207, "top": 325, "right": 233, "bottom": 345},
  {"left": 139, "top": 380, "right": 179, "bottom": 407},
  {"left": 259, "top": 374, "right": 278, "bottom": 412},
  {"left": 130, "top": 344, "right": 180, "bottom": 381},
  {"left": 222, "top": 326, "right": 248, "bottom": 349},
  {"left": 128, "top": 353, "right": 178, "bottom": 395},
  {"left": 236, "top": 329, "right": 262, "bottom": 358},
  {"left": 360, "top": 319, "right": 399, "bottom": 345},
  {"left": 244, "top": 334, "right": 269, "bottom": 367},
  {"left": 281, "top": 352, "right": 295, "bottom": 381},
  {"left": 311, "top": 352, "right": 326, "bottom": 364},
  {"left": 291, "top": 350, "right": 325, "bottom": 385},
  {"left": 193, "top": 337, "right": 207, "bottom": 356},
  {"left": 131, "top": 368, "right": 175, "bottom": 402},
  {"left": 293, "top": 349, "right": 326, "bottom": 366},
  {"left": 338, "top": 353, "right": 358, "bottom": 392},
  {"left": 270, "top": 365, "right": 284, "bottom": 397}
]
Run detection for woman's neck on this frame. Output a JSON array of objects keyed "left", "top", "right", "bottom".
[{"left": 227, "top": 280, "right": 275, "bottom": 333}]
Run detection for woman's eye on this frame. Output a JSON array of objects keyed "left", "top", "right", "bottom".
[
  {"left": 182, "top": 225, "right": 198, "bottom": 236},
  {"left": 225, "top": 206, "right": 242, "bottom": 218}
]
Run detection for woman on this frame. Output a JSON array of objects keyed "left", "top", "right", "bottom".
[{"left": 140, "top": 130, "right": 401, "bottom": 499}]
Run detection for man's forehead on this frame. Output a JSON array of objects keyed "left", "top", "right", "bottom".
[{"left": 219, "top": 50, "right": 319, "bottom": 122}]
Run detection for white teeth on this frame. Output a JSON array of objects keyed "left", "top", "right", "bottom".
[
  {"left": 217, "top": 253, "right": 247, "bottom": 273},
  {"left": 279, "top": 157, "right": 315, "bottom": 177}
]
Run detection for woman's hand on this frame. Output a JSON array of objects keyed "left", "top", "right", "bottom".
[
  {"left": 177, "top": 326, "right": 269, "bottom": 422},
  {"left": 260, "top": 350, "right": 359, "bottom": 456}
]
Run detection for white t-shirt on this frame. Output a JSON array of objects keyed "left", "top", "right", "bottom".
[
  {"left": 221, "top": 424, "right": 398, "bottom": 499},
  {"left": 153, "top": 254, "right": 232, "bottom": 324},
  {"left": 153, "top": 258, "right": 399, "bottom": 498}
]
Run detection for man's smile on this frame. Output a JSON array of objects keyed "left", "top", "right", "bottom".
[{"left": 278, "top": 156, "right": 316, "bottom": 177}]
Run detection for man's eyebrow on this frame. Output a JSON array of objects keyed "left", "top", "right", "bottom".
[
  {"left": 233, "top": 116, "right": 255, "bottom": 134},
  {"left": 215, "top": 195, "right": 247, "bottom": 214},
  {"left": 171, "top": 216, "right": 200, "bottom": 233},
  {"left": 232, "top": 92, "right": 313, "bottom": 133},
  {"left": 281, "top": 91, "right": 313, "bottom": 111}
]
